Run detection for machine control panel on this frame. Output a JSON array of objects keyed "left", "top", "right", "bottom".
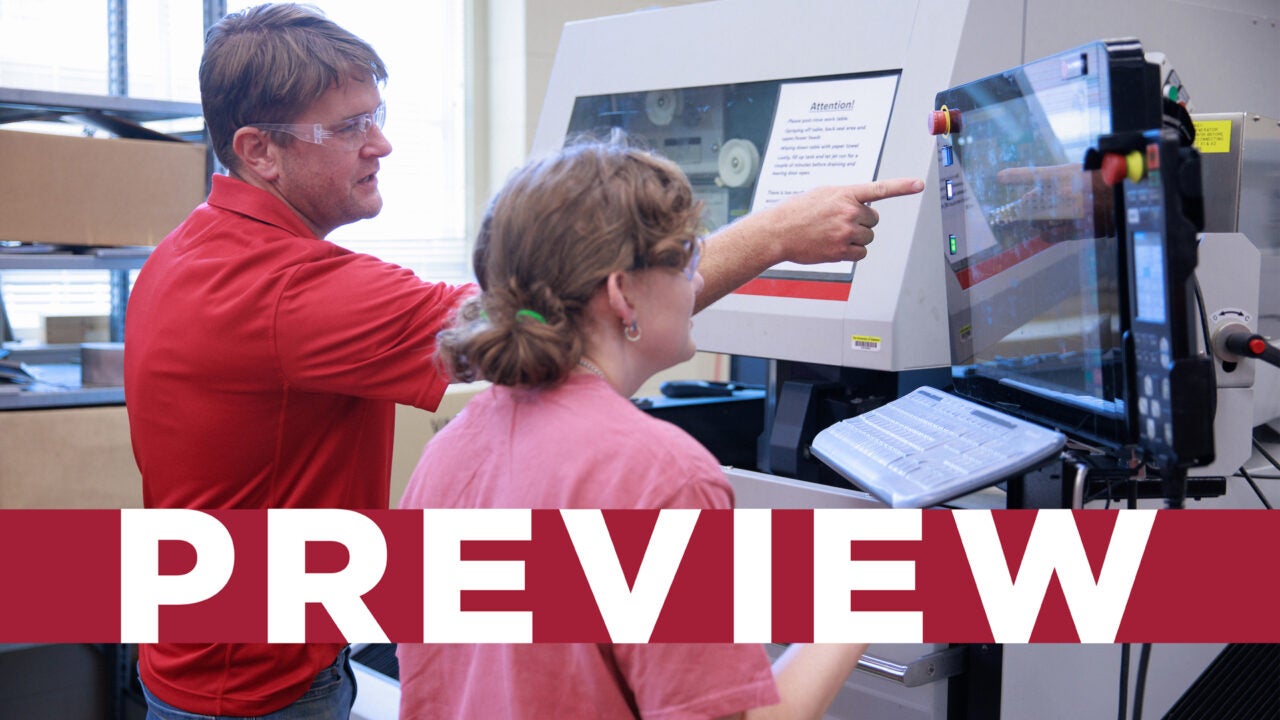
[{"left": 1097, "top": 128, "right": 1215, "bottom": 470}]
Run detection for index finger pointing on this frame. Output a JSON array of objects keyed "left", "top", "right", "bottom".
[{"left": 850, "top": 177, "right": 925, "bottom": 204}]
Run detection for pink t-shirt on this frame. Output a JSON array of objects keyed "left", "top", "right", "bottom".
[{"left": 397, "top": 373, "right": 780, "bottom": 719}]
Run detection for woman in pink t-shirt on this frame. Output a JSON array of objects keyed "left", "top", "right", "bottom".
[{"left": 397, "top": 137, "right": 869, "bottom": 719}]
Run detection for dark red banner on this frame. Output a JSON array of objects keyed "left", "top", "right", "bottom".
[{"left": 0, "top": 509, "right": 1276, "bottom": 644}]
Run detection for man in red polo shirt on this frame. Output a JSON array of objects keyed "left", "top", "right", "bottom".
[{"left": 124, "top": 4, "right": 921, "bottom": 718}]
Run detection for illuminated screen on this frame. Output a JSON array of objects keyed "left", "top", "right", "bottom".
[
  {"left": 1133, "top": 231, "right": 1167, "bottom": 323},
  {"left": 936, "top": 41, "right": 1136, "bottom": 448},
  {"left": 565, "top": 71, "right": 900, "bottom": 281}
]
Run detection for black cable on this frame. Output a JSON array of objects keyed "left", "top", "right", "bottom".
[
  {"left": 1253, "top": 439, "right": 1280, "bottom": 474},
  {"left": 1193, "top": 279, "right": 1213, "bottom": 360},
  {"left": 1084, "top": 482, "right": 1120, "bottom": 507},
  {"left": 1084, "top": 488, "right": 1121, "bottom": 506},
  {"left": 1118, "top": 643, "right": 1130, "bottom": 720},
  {"left": 1238, "top": 467, "right": 1274, "bottom": 509},
  {"left": 1090, "top": 474, "right": 1121, "bottom": 507},
  {"left": 1133, "top": 643, "right": 1152, "bottom": 720},
  {"left": 1083, "top": 472, "right": 1128, "bottom": 508}
]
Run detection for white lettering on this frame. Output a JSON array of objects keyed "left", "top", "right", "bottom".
[
  {"left": 733, "top": 509, "right": 772, "bottom": 642},
  {"left": 422, "top": 508, "right": 531, "bottom": 642},
  {"left": 120, "top": 509, "right": 235, "bottom": 643},
  {"left": 813, "top": 509, "right": 922, "bottom": 643},
  {"left": 562, "top": 509, "right": 697, "bottom": 643},
  {"left": 956, "top": 509, "right": 1155, "bottom": 642},
  {"left": 267, "top": 509, "right": 389, "bottom": 643}
]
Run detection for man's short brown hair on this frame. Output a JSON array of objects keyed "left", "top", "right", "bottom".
[{"left": 200, "top": 3, "right": 387, "bottom": 171}]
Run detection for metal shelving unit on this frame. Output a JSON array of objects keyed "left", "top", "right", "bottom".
[
  {"left": 0, "top": 245, "right": 152, "bottom": 272},
  {"left": 0, "top": 87, "right": 204, "bottom": 141},
  {"left": 1, "top": 5, "right": 220, "bottom": 717},
  {"left": 0, "top": 89, "right": 206, "bottom": 412}
]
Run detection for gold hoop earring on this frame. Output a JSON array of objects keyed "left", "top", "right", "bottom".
[{"left": 624, "top": 320, "right": 642, "bottom": 343}]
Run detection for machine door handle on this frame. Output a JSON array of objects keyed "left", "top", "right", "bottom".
[{"left": 857, "top": 646, "right": 966, "bottom": 687}]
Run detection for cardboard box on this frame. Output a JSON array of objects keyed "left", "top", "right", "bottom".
[
  {"left": 80, "top": 341, "right": 124, "bottom": 387},
  {"left": 0, "top": 404, "right": 142, "bottom": 508},
  {"left": 0, "top": 129, "right": 207, "bottom": 247},
  {"left": 44, "top": 315, "right": 111, "bottom": 344}
]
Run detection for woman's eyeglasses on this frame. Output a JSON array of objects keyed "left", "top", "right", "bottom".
[
  {"left": 682, "top": 237, "right": 704, "bottom": 281},
  {"left": 628, "top": 236, "right": 703, "bottom": 280}
]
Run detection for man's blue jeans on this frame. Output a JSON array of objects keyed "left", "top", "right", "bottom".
[{"left": 139, "top": 646, "right": 357, "bottom": 720}]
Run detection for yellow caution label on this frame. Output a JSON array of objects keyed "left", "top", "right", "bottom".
[
  {"left": 1193, "top": 120, "right": 1233, "bottom": 154},
  {"left": 851, "top": 334, "right": 882, "bottom": 351}
]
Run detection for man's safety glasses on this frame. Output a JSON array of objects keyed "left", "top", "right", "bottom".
[{"left": 251, "top": 102, "right": 386, "bottom": 151}]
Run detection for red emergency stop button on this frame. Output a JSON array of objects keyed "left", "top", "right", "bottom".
[
  {"left": 1100, "top": 151, "right": 1145, "bottom": 186},
  {"left": 1100, "top": 152, "right": 1128, "bottom": 186},
  {"left": 928, "top": 108, "right": 962, "bottom": 135}
]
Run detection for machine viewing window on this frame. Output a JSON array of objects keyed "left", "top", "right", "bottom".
[
  {"left": 565, "top": 71, "right": 900, "bottom": 282},
  {"left": 936, "top": 41, "right": 1136, "bottom": 448}
]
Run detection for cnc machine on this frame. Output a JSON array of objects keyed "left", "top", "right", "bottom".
[{"left": 532, "top": 1, "right": 1280, "bottom": 717}]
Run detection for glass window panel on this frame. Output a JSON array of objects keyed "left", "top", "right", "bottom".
[{"left": 0, "top": 0, "right": 108, "bottom": 94}]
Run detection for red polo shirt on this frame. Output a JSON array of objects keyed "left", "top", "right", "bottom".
[{"left": 124, "top": 174, "right": 473, "bottom": 714}]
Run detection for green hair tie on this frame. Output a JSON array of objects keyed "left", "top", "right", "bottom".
[{"left": 515, "top": 309, "right": 547, "bottom": 324}]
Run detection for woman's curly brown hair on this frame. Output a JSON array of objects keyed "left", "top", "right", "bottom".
[{"left": 437, "top": 134, "right": 703, "bottom": 387}]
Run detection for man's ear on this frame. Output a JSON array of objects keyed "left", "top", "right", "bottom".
[{"left": 231, "top": 127, "right": 282, "bottom": 183}]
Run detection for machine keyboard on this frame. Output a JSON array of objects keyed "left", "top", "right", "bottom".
[{"left": 810, "top": 387, "right": 1067, "bottom": 507}]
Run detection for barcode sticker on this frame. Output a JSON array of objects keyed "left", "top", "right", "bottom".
[{"left": 851, "top": 334, "right": 882, "bottom": 351}]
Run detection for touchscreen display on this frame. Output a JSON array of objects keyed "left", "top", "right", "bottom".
[{"left": 936, "top": 41, "right": 1131, "bottom": 447}]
